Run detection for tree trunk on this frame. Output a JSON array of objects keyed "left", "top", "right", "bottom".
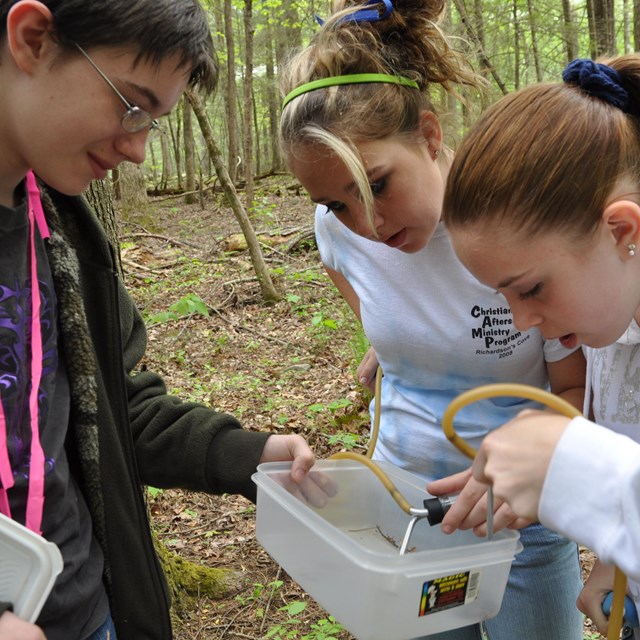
[
  {"left": 111, "top": 168, "right": 121, "bottom": 201},
  {"left": 243, "top": 0, "right": 255, "bottom": 212},
  {"left": 118, "top": 162, "right": 148, "bottom": 218},
  {"left": 252, "top": 91, "right": 261, "bottom": 177},
  {"left": 169, "top": 111, "right": 183, "bottom": 191},
  {"left": 159, "top": 126, "right": 172, "bottom": 191},
  {"left": 223, "top": 0, "right": 240, "bottom": 183},
  {"left": 635, "top": 0, "right": 640, "bottom": 50},
  {"left": 472, "top": 0, "right": 491, "bottom": 107},
  {"left": 526, "top": 0, "right": 542, "bottom": 82},
  {"left": 275, "top": 4, "right": 302, "bottom": 66},
  {"left": 512, "top": 0, "right": 521, "bottom": 90},
  {"left": 452, "top": 0, "right": 508, "bottom": 95},
  {"left": 624, "top": 0, "right": 631, "bottom": 52},
  {"left": 183, "top": 98, "right": 197, "bottom": 205},
  {"left": 473, "top": 0, "right": 484, "bottom": 50},
  {"left": 153, "top": 536, "right": 249, "bottom": 618},
  {"left": 86, "top": 179, "right": 123, "bottom": 278},
  {"left": 562, "top": 0, "right": 578, "bottom": 62},
  {"left": 265, "top": 22, "right": 282, "bottom": 173},
  {"left": 186, "top": 88, "right": 280, "bottom": 303},
  {"left": 590, "top": 0, "right": 616, "bottom": 56},
  {"left": 148, "top": 144, "right": 158, "bottom": 184}
]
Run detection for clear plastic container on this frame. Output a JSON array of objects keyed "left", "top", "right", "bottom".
[
  {"left": 253, "top": 460, "right": 522, "bottom": 640},
  {"left": 0, "top": 513, "right": 63, "bottom": 622}
]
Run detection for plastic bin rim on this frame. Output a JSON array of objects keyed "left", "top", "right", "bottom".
[{"left": 253, "top": 460, "right": 521, "bottom": 569}]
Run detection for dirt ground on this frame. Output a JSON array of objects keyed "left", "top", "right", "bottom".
[{"left": 121, "top": 178, "right": 603, "bottom": 640}]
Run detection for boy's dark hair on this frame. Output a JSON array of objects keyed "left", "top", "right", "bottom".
[{"left": 0, "top": 0, "right": 218, "bottom": 92}]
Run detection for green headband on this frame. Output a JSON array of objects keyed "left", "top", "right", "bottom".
[{"left": 282, "top": 73, "right": 420, "bottom": 109}]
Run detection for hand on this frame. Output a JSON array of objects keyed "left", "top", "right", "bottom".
[
  {"left": 427, "top": 468, "right": 530, "bottom": 536},
  {"left": 259, "top": 435, "right": 336, "bottom": 507},
  {"left": 356, "top": 347, "right": 379, "bottom": 393},
  {"left": 0, "top": 611, "right": 46, "bottom": 639},
  {"left": 471, "top": 410, "right": 571, "bottom": 521},
  {"left": 577, "top": 560, "right": 617, "bottom": 635},
  {"left": 259, "top": 434, "right": 315, "bottom": 483}
]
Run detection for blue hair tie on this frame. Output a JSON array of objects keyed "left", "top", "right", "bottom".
[
  {"left": 316, "top": 0, "right": 393, "bottom": 26},
  {"left": 562, "top": 58, "right": 630, "bottom": 112}
]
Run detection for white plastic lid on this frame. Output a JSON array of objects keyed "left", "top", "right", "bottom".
[{"left": 0, "top": 513, "right": 63, "bottom": 623}]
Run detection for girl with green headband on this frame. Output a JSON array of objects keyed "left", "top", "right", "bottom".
[{"left": 279, "top": 0, "right": 586, "bottom": 638}]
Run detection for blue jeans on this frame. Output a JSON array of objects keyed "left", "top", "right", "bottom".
[
  {"left": 414, "top": 524, "right": 583, "bottom": 640},
  {"left": 85, "top": 611, "right": 117, "bottom": 640}
]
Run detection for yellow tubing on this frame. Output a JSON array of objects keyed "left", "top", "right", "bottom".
[
  {"left": 329, "top": 450, "right": 413, "bottom": 514},
  {"left": 332, "top": 365, "right": 414, "bottom": 514},
  {"left": 366, "top": 365, "right": 384, "bottom": 458},
  {"left": 441, "top": 383, "right": 626, "bottom": 640},
  {"left": 607, "top": 566, "right": 627, "bottom": 640},
  {"left": 441, "top": 383, "right": 581, "bottom": 458}
]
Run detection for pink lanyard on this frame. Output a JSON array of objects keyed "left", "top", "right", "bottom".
[{"left": 0, "top": 171, "right": 50, "bottom": 535}]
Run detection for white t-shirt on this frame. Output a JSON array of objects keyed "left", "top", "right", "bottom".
[
  {"left": 540, "top": 320, "right": 640, "bottom": 624},
  {"left": 315, "top": 206, "right": 574, "bottom": 482}
]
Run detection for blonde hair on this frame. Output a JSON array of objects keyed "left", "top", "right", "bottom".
[
  {"left": 279, "top": 0, "right": 483, "bottom": 229},
  {"left": 443, "top": 55, "right": 640, "bottom": 243}
]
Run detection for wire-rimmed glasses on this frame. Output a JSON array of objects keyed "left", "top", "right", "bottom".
[{"left": 74, "top": 43, "right": 163, "bottom": 136}]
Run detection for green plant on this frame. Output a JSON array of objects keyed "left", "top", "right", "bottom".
[
  {"left": 306, "top": 398, "right": 352, "bottom": 418},
  {"left": 263, "top": 601, "right": 307, "bottom": 639},
  {"left": 263, "top": 601, "right": 345, "bottom": 640},
  {"left": 327, "top": 432, "right": 362, "bottom": 450},
  {"left": 327, "top": 398, "right": 352, "bottom": 412},
  {"left": 250, "top": 197, "right": 279, "bottom": 226},
  {"left": 302, "top": 616, "right": 344, "bottom": 639},
  {"left": 311, "top": 312, "right": 338, "bottom": 331},
  {"left": 234, "top": 582, "right": 266, "bottom": 606},
  {"left": 147, "top": 293, "right": 209, "bottom": 326}
]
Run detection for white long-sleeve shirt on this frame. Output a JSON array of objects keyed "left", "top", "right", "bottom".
[
  {"left": 540, "top": 417, "right": 640, "bottom": 586},
  {"left": 540, "top": 320, "right": 640, "bottom": 625}
]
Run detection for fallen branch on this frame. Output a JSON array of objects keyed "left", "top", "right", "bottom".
[{"left": 121, "top": 231, "right": 202, "bottom": 249}]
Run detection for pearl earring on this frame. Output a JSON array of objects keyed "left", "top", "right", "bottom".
[
  {"left": 629, "top": 243, "right": 636, "bottom": 257},
  {"left": 434, "top": 148, "right": 440, "bottom": 158}
]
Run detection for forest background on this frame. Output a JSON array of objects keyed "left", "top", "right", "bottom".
[{"left": 100, "top": 1, "right": 631, "bottom": 638}]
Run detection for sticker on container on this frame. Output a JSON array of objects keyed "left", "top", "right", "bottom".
[{"left": 418, "top": 570, "right": 481, "bottom": 616}]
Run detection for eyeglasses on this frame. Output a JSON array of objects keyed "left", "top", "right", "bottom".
[{"left": 75, "top": 43, "right": 161, "bottom": 134}]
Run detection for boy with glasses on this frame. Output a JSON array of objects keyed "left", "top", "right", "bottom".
[{"left": 0, "top": 2, "right": 316, "bottom": 638}]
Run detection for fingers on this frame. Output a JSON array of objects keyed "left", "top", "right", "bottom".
[
  {"left": 297, "top": 470, "right": 338, "bottom": 507},
  {"left": 277, "top": 469, "right": 339, "bottom": 509},
  {"left": 288, "top": 437, "right": 316, "bottom": 483},
  {"left": 259, "top": 434, "right": 315, "bottom": 483},
  {"left": 471, "top": 501, "right": 522, "bottom": 536},
  {"left": 577, "top": 590, "right": 610, "bottom": 635},
  {"left": 427, "top": 468, "right": 471, "bottom": 496},
  {"left": 471, "top": 446, "right": 491, "bottom": 484},
  {"left": 577, "top": 561, "right": 619, "bottom": 636},
  {"left": 356, "top": 348, "right": 379, "bottom": 392},
  {"left": 439, "top": 476, "right": 488, "bottom": 533},
  {"left": 436, "top": 472, "right": 524, "bottom": 536}
]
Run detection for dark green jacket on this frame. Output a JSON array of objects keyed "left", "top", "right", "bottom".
[{"left": 42, "top": 187, "right": 270, "bottom": 639}]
